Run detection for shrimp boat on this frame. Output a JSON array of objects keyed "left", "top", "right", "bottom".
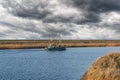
[
  {"left": 44, "top": 43, "right": 66, "bottom": 51},
  {"left": 45, "top": 34, "right": 66, "bottom": 51}
]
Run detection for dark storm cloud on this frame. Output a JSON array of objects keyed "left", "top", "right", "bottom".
[
  {"left": 73, "top": 0, "right": 120, "bottom": 12},
  {"left": 72, "top": 0, "right": 120, "bottom": 23},
  {"left": 1, "top": 0, "right": 92, "bottom": 24},
  {"left": 15, "top": 8, "right": 51, "bottom": 20},
  {"left": 40, "top": 23, "right": 76, "bottom": 37},
  {"left": 2, "top": 0, "right": 120, "bottom": 24},
  {"left": 2, "top": 0, "right": 52, "bottom": 19}
]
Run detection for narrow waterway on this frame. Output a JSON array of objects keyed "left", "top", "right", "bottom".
[{"left": 0, "top": 47, "right": 120, "bottom": 80}]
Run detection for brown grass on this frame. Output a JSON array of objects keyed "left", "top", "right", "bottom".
[
  {"left": 0, "top": 40, "right": 120, "bottom": 49},
  {"left": 81, "top": 52, "right": 120, "bottom": 80}
]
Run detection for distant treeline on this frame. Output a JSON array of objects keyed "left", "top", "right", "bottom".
[{"left": 0, "top": 40, "right": 120, "bottom": 49}]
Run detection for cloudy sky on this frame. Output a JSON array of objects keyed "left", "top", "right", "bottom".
[{"left": 0, "top": 0, "right": 120, "bottom": 40}]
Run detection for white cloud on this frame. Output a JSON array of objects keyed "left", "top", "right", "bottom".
[
  {"left": 0, "top": 0, "right": 120, "bottom": 40},
  {"left": 100, "top": 12, "right": 120, "bottom": 25},
  {"left": 68, "top": 25, "right": 120, "bottom": 40}
]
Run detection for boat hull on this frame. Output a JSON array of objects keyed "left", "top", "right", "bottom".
[{"left": 45, "top": 47, "right": 66, "bottom": 51}]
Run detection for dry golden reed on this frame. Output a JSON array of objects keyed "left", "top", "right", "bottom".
[{"left": 81, "top": 52, "right": 120, "bottom": 80}]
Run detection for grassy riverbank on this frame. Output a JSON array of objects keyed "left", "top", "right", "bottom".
[
  {"left": 0, "top": 40, "right": 120, "bottom": 49},
  {"left": 81, "top": 52, "right": 120, "bottom": 80}
]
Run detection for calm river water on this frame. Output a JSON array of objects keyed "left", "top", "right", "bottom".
[{"left": 0, "top": 47, "right": 120, "bottom": 80}]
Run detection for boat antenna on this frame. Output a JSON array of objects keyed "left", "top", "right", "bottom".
[
  {"left": 49, "top": 36, "right": 53, "bottom": 44},
  {"left": 58, "top": 33, "right": 62, "bottom": 45}
]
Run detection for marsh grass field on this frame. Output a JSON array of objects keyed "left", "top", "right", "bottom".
[{"left": 0, "top": 40, "right": 120, "bottom": 49}]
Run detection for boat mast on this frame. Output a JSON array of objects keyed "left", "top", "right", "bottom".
[{"left": 58, "top": 33, "right": 62, "bottom": 45}]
